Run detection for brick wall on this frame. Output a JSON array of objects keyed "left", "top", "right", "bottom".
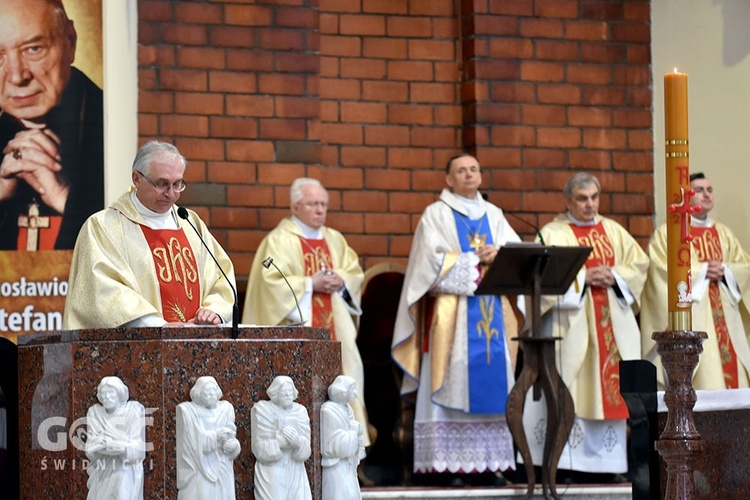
[{"left": 137, "top": 0, "right": 653, "bottom": 280}]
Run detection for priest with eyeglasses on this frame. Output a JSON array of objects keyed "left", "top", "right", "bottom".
[
  {"left": 63, "top": 140, "right": 235, "bottom": 329},
  {"left": 242, "top": 177, "right": 370, "bottom": 450}
]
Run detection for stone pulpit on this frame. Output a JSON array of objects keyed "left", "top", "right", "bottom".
[{"left": 17, "top": 326, "right": 341, "bottom": 499}]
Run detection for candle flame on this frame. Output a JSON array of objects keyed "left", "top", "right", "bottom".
[{"left": 673, "top": 67, "right": 679, "bottom": 73}]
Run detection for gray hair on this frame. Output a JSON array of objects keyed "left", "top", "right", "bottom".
[
  {"left": 563, "top": 172, "right": 601, "bottom": 199},
  {"left": 132, "top": 140, "right": 186, "bottom": 176},
  {"left": 97, "top": 376, "right": 129, "bottom": 404},
  {"left": 189, "top": 376, "right": 222, "bottom": 403},
  {"left": 290, "top": 178, "right": 327, "bottom": 208},
  {"left": 267, "top": 376, "right": 298, "bottom": 401}
]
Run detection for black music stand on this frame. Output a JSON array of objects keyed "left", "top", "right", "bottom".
[{"left": 476, "top": 244, "right": 591, "bottom": 500}]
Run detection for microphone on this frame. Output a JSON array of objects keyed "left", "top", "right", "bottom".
[
  {"left": 481, "top": 193, "right": 546, "bottom": 245},
  {"left": 262, "top": 257, "right": 305, "bottom": 325},
  {"left": 177, "top": 207, "right": 240, "bottom": 339}
]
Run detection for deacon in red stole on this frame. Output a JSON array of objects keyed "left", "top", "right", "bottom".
[
  {"left": 63, "top": 141, "right": 235, "bottom": 329},
  {"left": 392, "top": 153, "right": 524, "bottom": 483},
  {"left": 242, "top": 178, "right": 370, "bottom": 446},
  {"left": 641, "top": 172, "right": 750, "bottom": 389},
  {"left": 521, "top": 172, "right": 648, "bottom": 476}
]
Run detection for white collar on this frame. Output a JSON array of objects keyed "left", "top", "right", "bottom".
[
  {"left": 450, "top": 191, "right": 483, "bottom": 220},
  {"left": 20, "top": 118, "right": 46, "bottom": 129},
  {"left": 691, "top": 215, "right": 713, "bottom": 228},
  {"left": 566, "top": 212, "right": 598, "bottom": 227},
  {"left": 130, "top": 191, "right": 178, "bottom": 229},
  {"left": 292, "top": 215, "right": 324, "bottom": 239}
]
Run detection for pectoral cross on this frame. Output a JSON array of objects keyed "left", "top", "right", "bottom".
[
  {"left": 669, "top": 187, "right": 701, "bottom": 244},
  {"left": 468, "top": 232, "right": 486, "bottom": 250},
  {"left": 17, "top": 201, "right": 50, "bottom": 251}
]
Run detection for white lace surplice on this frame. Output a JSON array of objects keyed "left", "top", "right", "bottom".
[{"left": 413, "top": 354, "right": 516, "bottom": 474}]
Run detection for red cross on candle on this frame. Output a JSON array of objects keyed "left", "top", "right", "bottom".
[{"left": 669, "top": 187, "right": 701, "bottom": 244}]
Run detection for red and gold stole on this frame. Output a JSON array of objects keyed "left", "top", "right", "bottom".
[
  {"left": 299, "top": 236, "right": 336, "bottom": 339},
  {"left": 569, "top": 222, "right": 628, "bottom": 419},
  {"left": 692, "top": 225, "right": 737, "bottom": 388},
  {"left": 141, "top": 226, "right": 200, "bottom": 323}
]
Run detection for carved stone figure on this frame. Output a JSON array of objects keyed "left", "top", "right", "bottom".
[
  {"left": 321, "top": 375, "right": 365, "bottom": 500},
  {"left": 176, "top": 376, "right": 241, "bottom": 499},
  {"left": 85, "top": 376, "right": 146, "bottom": 500},
  {"left": 251, "top": 376, "right": 312, "bottom": 500}
]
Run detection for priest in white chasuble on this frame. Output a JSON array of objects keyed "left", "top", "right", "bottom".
[
  {"left": 242, "top": 178, "right": 369, "bottom": 444},
  {"left": 63, "top": 141, "right": 235, "bottom": 329},
  {"left": 523, "top": 172, "right": 649, "bottom": 475},
  {"left": 641, "top": 172, "right": 750, "bottom": 389},
  {"left": 392, "top": 152, "right": 524, "bottom": 483}
]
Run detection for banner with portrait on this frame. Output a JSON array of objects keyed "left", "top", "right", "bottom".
[{"left": 0, "top": 0, "right": 103, "bottom": 342}]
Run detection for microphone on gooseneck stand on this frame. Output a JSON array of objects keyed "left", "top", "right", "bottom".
[
  {"left": 481, "top": 192, "right": 546, "bottom": 245},
  {"left": 177, "top": 207, "right": 240, "bottom": 339},
  {"left": 262, "top": 257, "right": 305, "bottom": 325}
]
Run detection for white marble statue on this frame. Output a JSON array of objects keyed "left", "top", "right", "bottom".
[
  {"left": 321, "top": 375, "right": 366, "bottom": 500},
  {"left": 176, "top": 376, "right": 241, "bottom": 500},
  {"left": 85, "top": 376, "right": 146, "bottom": 500},
  {"left": 251, "top": 376, "right": 312, "bottom": 500}
]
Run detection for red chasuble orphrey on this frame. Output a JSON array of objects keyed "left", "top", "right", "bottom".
[
  {"left": 298, "top": 236, "right": 336, "bottom": 339},
  {"left": 692, "top": 225, "right": 738, "bottom": 388},
  {"left": 141, "top": 226, "right": 200, "bottom": 323},
  {"left": 570, "top": 222, "right": 629, "bottom": 419}
]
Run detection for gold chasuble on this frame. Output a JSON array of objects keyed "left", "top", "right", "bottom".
[
  {"left": 140, "top": 226, "right": 199, "bottom": 323},
  {"left": 525, "top": 214, "right": 646, "bottom": 473},
  {"left": 241, "top": 217, "right": 369, "bottom": 446},
  {"left": 692, "top": 225, "right": 738, "bottom": 387},
  {"left": 298, "top": 236, "right": 335, "bottom": 339},
  {"left": 63, "top": 191, "right": 235, "bottom": 330},
  {"left": 569, "top": 222, "right": 628, "bottom": 420},
  {"left": 641, "top": 221, "right": 750, "bottom": 390}
]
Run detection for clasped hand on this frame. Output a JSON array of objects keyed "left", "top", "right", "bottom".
[
  {"left": 1, "top": 128, "right": 69, "bottom": 213},
  {"left": 217, "top": 427, "right": 240, "bottom": 455},
  {"left": 277, "top": 426, "right": 301, "bottom": 449},
  {"left": 585, "top": 266, "right": 615, "bottom": 288},
  {"left": 706, "top": 260, "right": 724, "bottom": 282},
  {"left": 312, "top": 269, "right": 344, "bottom": 294}
]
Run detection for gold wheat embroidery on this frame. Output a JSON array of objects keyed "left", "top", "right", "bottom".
[{"left": 476, "top": 296, "right": 499, "bottom": 364}]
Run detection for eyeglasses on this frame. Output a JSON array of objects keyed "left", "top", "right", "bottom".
[
  {"left": 300, "top": 201, "right": 328, "bottom": 209},
  {"left": 136, "top": 171, "right": 187, "bottom": 193}
]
